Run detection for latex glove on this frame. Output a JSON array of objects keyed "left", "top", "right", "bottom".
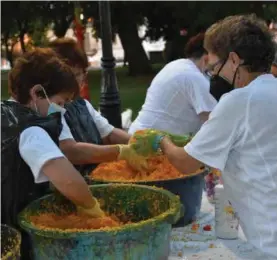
[
  {"left": 166, "top": 132, "right": 192, "bottom": 147},
  {"left": 129, "top": 129, "right": 193, "bottom": 156},
  {"left": 128, "top": 129, "right": 167, "bottom": 157},
  {"left": 117, "top": 144, "right": 148, "bottom": 171},
  {"left": 77, "top": 197, "right": 105, "bottom": 218}
]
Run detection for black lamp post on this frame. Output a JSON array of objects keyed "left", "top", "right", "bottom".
[{"left": 98, "top": 1, "right": 122, "bottom": 128}]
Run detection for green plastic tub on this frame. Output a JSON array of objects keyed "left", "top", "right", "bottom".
[
  {"left": 1, "top": 224, "right": 21, "bottom": 260},
  {"left": 18, "top": 184, "right": 183, "bottom": 260}
]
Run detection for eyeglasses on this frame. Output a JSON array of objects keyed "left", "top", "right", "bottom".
[{"left": 205, "top": 60, "right": 224, "bottom": 77}]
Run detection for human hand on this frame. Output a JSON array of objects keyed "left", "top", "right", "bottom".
[
  {"left": 77, "top": 197, "right": 105, "bottom": 218},
  {"left": 128, "top": 129, "right": 166, "bottom": 157},
  {"left": 117, "top": 144, "right": 148, "bottom": 171}
]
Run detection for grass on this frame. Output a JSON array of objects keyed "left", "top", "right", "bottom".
[{"left": 1, "top": 65, "right": 163, "bottom": 119}]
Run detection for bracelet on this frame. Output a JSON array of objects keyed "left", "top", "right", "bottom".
[{"left": 153, "top": 135, "right": 166, "bottom": 152}]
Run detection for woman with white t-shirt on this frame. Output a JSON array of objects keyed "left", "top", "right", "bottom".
[
  {"left": 128, "top": 33, "right": 217, "bottom": 226},
  {"left": 129, "top": 33, "right": 217, "bottom": 136},
  {"left": 132, "top": 15, "right": 277, "bottom": 259},
  {"left": 49, "top": 38, "right": 133, "bottom": 176},
  {"left": 2, "top": 48, "right": 106, "bottom": 259}
]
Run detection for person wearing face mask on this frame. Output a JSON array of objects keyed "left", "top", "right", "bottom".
[
  {"left": 48, "top": 38, "right": 134, "bottom": 177},
  {"left": 2, "top": 48, "right": 107, "bottom": 259},
  {"left": 128, "top": 33, "right": 217, "bottom": 226},
  {"left": 207, "top": 58, "right": 238, "bottom": 101},
  {"left": 129, "top": 33, "right": 217, "bottom": 136},
  {"left": 132, "top": 15, "right": 277, "bottom": 259}
]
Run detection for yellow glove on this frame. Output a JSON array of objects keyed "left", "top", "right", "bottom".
[
  {"left": 77, "top": 197, "right": 105, "bottom": 218},
  {"left": 117, "top": 144, "right": 148, "bottom": 171}
]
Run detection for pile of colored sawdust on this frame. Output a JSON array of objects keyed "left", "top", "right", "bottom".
[
  {"left": 91, "top": 155, "right": 203, "bottom": 182},
  {"left": 30, "top": 213, "right": 124, "bottom": 231}
]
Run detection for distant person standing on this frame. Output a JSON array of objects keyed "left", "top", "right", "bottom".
[
  {"left": 128, "top": 33, "right": 217, "bottom": 226},
  {"left": 129, "top": 33, "right": 217, "bottom": 136}
]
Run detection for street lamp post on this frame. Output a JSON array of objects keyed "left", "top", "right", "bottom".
[{"left": 98, "top": 1, "right": 122, "bottom": 128}]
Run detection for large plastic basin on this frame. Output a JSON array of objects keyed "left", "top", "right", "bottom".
[
  {"left": 89, "top": 169, "right": 207, "bottom": 227},
  {"left": 1, "top": 224, "right": 21, "bottom": 260},
  {"left": 18, "top": 184, "right": 183, "bottom": 260}
]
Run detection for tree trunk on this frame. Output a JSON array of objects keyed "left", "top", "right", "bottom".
[
  {"left": 19, "top": 31, "right": 26, "bottom": 53},
  {"left": 117, "top": 18, "right": 152, "bottom": 76},
  {"left": 54, "top": 19, "right": 71, "bottom": 38},
  {"left": 3, "top": 32, "right": 14, "bottom": 68},
  {"left": 16, "top": 19, "right": 26, "bottom": 53},
  {"left": 6, "top": 47, "right": 14, "bottom": 68},
  {"left": 164, "top": 35, "right": 187, "bottom": 63}
]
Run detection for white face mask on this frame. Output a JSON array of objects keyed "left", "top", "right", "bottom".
[
  {"left": 34, "top": 85, "right": 67, "bottom": 116},
  {"left": 47, "top": 102, "right": 67, "bottom": 116}
]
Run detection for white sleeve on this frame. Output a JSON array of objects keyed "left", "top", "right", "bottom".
[
  {"left": 84, "top": 100, "right": 114, "bottom": 138},
  {"left": 184, "top": 91, "right": 245, "bottom": 171},
  {"left": 19, "top": 126, "right": 65, "bottom": 183},
  {"left": 185, "top": 74, "right": 217, "bottom": 115},
  {"left": 59, "top": 115, "right": 74, "bottom": 141}
]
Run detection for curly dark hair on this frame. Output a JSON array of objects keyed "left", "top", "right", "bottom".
[
  {"left": 9, "top": 48, "right": 79, "bottom": 104},
  {"left": 185, "top": 33, "right": 206, "bottom": 59},
  {"left": 49, "top": 38, "right": 89, "bottom": 69},
  {"left": 204, "top": 14, "right": 276, "bottom": 73}
]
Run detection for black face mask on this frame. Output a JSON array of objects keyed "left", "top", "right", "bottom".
[
  {"left": 209, "top": 75, "right": 234, "bottom": 101},
  {"left": 209, "top": 59, "right": 240, "bottom": 101}
]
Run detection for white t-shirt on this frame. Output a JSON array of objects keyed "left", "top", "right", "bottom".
[
  {"left": 14, "top": 98, "right": 114, "bottom": 184},
  {"left": 60, "top": 100, "right": 114, "bottom": 140},
  {"left": 19, "top": 127, "right": 65, "bottom": 183},
  {"left": 184, "top": 74, "right": 277, "bottom": 259},
  {"left": 6, "top": 99, "right": 68, "bottom": 184},
  {"left": 129, "top": 59, "right": 217, "bottom": 135},
  {"left": 83, "top": 100, "right": 114, "bottom": 138},
  {"left": 8, "top": 98, "right": 73, "bottom": 141}
]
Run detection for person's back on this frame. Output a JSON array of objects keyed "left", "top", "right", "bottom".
[
  {"left": 221, "top": 74, "right": 277, "bottom": 258},
  {"left": 129, "top": 58, "right": 216, "bottom": 135},
  {"left": 129, "top": 33, "right": 217, "bottom": 135}
]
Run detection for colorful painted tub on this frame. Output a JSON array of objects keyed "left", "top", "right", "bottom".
[
  {"left": 18, "top": 184, "right": 183, "bottom": 260},
  {"left": 1, "top": 224, "right": 21, "bottom": 260}
]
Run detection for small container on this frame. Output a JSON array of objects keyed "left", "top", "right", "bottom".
[
  {"left": 214, "top": 184, "right": 239, "bottom": 239},
  {"left": 205, "top": 171, "right": 216, "bottom": 203}
]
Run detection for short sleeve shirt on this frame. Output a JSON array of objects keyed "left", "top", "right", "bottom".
[
  {"left": 129, "top": 59, "right": 217, "bottom": 135},
  {"left": 184, "top": 74, "right": 277, "bottom": 259}
]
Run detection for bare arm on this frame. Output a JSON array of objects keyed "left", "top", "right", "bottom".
[
  {"left": 102, "top": 128, "right": 131, "bottom": 145},
  {"left": 42, "top": 158, "right": 95, "bottom": 209},
  {"left": 160, "top": 137, "right": 202, "bottom": 174},
  {"left": 198, "top": 111, "right": 210, "bottom": 123},
  {"left": 60, "top": 139, "right": 120, "bottom": 165}
]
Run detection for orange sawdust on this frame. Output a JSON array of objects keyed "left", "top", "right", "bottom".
[
  {"left": 91, "top": 155, "right": 202, "bottom": 182},
  {"left": 30, "top": 213, "right": 123, "bottom": 231}
]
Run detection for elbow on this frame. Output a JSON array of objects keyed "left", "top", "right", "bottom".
[{"left": 166, "top": 147, "right": 199, "bottom": 175}]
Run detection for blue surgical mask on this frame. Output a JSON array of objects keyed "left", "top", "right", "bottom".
[
  {"left": 47, "top": 102, "right": 66, "bottom": 116},
  {"left": 34, "top": 85, "right": 67, "bottom": 116}
]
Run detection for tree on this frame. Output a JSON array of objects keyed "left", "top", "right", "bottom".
[
  {"left": 1, "top": 2, "right": 18, "bottom": 67},
  {"left": 144, "top": 1, "right": 272, "bottom": 62},
  {"left": 1, "top": 1, "right": 50, "bottom": 66},
  {"left": 83, "top": 1, "right": 152, "bottom": 76},
  {"left": 110, "top": 2, "right": 152, "bottom": 76},
  {"left": 45, "top": 1, "right": 75, "bottom": 38}
]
